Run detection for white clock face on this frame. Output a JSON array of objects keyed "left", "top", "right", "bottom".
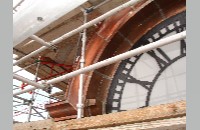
[{"left": 106, "top": 11, "right": 186, "bottom": 113}]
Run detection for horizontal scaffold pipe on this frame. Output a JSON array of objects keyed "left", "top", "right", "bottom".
[
  {"left": 13, "top": 31, "right": 186, "bottom": 96},
  {"left": 13, "top": 0, "right": 148, "bottom": 66},
  {"left": 29, "top": 35, "right": 52, "bottom": 47},
  {"left": 46, "top": 31, "right": 186, "bottom": 84},
  {"left": 13, "top": 74, "right": 47, "bottom": 96}
]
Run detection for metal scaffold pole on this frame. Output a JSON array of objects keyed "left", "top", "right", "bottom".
[
  {"left": 77, "top": 10, "right": 87, "bottom": 119},
  {"left": 13, "top": 31, "right": 186, "bottom": 96},
  {"left": 27, "top": 56, "right": 41, "bottom": 122}
]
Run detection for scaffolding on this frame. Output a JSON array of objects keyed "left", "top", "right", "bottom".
[{"left": 13, "top": 0, "right": 186, "bottom": 123}]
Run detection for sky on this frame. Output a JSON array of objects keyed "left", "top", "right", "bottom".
[
  {"left": 12, "top": 0, "right": 63, "bottom": 122},
  {"left": 13, "top": 54, "right": 61, "bottom": 122},
  {"left": 13, "top": 0, "right": 49, "bottom": 122}
]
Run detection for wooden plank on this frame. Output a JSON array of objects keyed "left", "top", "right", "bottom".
[
  {"left": 91, "top": 116, "right": 186, "bottom": 130},
  {"left": 13, "top": 101, "right": 186, "bottom": 130},
  {"left": 13, "top": 119, "right": 53, "bottom": 130},
  {"left": 53, "top": 100, "right": 186, "bottom": 130}
]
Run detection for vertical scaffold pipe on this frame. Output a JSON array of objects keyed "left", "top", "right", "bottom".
[
  {"left": 27, "top": 56, "right": 41, "bottom": 122},
  {"left": 77, "top": 10, "right": 87, "bottom": 119}
]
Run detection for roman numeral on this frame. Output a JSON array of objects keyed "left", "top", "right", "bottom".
[
  {"left": 125, "top": 75, "right": 152, "bottom": 90},
  {"left": 180, "top": 39, "right": 186, "bottom": 54},
  {"left": 147, "top": 48, "right": 171, "bottom": 69}
]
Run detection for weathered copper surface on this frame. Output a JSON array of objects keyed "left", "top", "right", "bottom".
[
  {"left": 46, "top": 0, "right": 186, "bottom": 121},
  {"left": 86, "top": 0, "right": 186, "bottom": 116},
  {"left": 45, "top": 101, "right": 77, "bottom": 121},
  {"left": 68, "top": 0, "right": 154, "bottom": 110}
]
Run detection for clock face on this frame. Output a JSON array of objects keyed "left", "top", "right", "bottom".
[{"left": 106, "top": 11, "right": 186, "bottom": 113}]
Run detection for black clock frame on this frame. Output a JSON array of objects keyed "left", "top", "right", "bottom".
[{"left": 106, "top": 11, "right": 186, "bottom": 113}]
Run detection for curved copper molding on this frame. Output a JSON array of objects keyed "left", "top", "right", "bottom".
[
  {"left": 45, "top": 101, "right": 77, "bottom": 121},
  {"left": 68, "top": 0, "right": 155, "bottom": 110},
  {"left": 46, "top": 0, "right": 186, "bottom": 121},
  {"left": 85, "top": 0, "right": 186, "bottom": 116},
  {"left": 68, "top": 0, "right": 186, "bottom": 113}
]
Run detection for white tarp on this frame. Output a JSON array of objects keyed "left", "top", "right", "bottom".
[{"left": 13, "top": 0, "right": 87, "bottom": 47}]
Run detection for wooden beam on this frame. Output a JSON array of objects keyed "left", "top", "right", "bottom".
[
  {"left": 13, "top": 119, "right": 53, "bottom": 130},
  {"left": 13, "top": 101, "right": 186, "bottom": 130},
  {"left": 90, "top": 116, "right": 186, "bottom": 130},
  {"left": 53, "top": 100, "right": 186, "bottom": 130}
]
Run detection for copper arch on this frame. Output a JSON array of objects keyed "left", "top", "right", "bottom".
[{"left": 45, "top": 0, "right": 186, "bottom": 121}]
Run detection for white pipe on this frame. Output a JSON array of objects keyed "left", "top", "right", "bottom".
[
  {"left": 77, "top": 11, "right": 87, "bottom": 119},
  {"left": 92, "top": 0, "right": 111, "bottom": 10},
  {"left": 46, "top": 31, "right": 186, "bottom": 85},
  {"left": 13, "top": 31, "right": 186, "bottom": 96},
  {"left": 13, "top": 74, "right": 46, "bottom": 96},
  {"left": 13, "top": 62, "right": 37, "bottom": 74},
  {"left": 14, "top": 86, "right": 40, "bottom": 96},
  {"left": 29, "top": 35, "right": 52, "bottom": 47},
  {"left": 27, "top": 56, "right": 41, "bottom": 122},
  {"left": 13, "top": 54, "right": 19, "bottom": 60},
  {"left": 13, "top": 74, "right": 45, "bottom": 88},
  {"left": 13, "top": 0, "right": 144, "bottom": 66}
]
